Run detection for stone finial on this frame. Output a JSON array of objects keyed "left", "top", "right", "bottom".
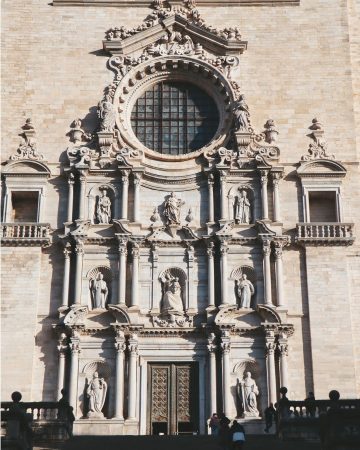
[
  {"left": 185, "top": 208, "right": 194, "bottom": 224},
  {"left": 263, "top": 119, "right": 279, "bottom": 144},
  {"left": 69, "top": 118, "right": 85, "bottom": 144},
  {"left": 10, "top": 118, "right": 45, "bottom": 161},
  {"left": 150, "top": 207, "right": 161, "bottom": 224},
  {"left": 301, "top": 118, "right": 335, "bottom": 161}
]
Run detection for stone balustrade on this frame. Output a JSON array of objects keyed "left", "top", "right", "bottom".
[
  {"left": 296, "top": 223, "right": 355, "bottom": 245},
  {"left": 1, "top": 223, "right": 51, "bottom": 246}
]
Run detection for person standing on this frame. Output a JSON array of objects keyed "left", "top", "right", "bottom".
[
  {"left": 230, "top": 420, "right": 246, "bottom": 449},
  {"left": 264, "top": 403, "right": 276, "bottom": 433},
  {"left": 219, "top": 413, "right": 231, "bottom": 450},
  {"left": 209, "top": 413, "right": 220, "bottom": 436}
]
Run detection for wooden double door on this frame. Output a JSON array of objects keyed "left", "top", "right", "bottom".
[{"left": 147, "top": 362, "right": 199, "bottom": 435}]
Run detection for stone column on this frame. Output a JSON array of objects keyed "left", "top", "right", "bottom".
[
  {"left": 121, "top": 171, "right": 129, "bottom": 220},
  {"left": 208, "top": 173, "right": 215, "bottom": 223},
  {"left": 220, "top": 241, "right": 229, "bottom": 305},
  {"left": 114, "top": 330, "right": 126, "bottom": 420},
  {"left": 274, "top": 241, "right": 285, "bottom": 308},
  {"left": 69, "top": 335, "right": 80, "bottom": 410},
  {"left": 67, "top": 173, "right": 75, "bottom": 223},
  {"left": 56, "top": 334, "right": 67, "bottom": 400},
  {"left": 74, "top": 240, "right": 84, "bottom": 305},
  {"left": 207, "top": 334, "right": 217, "bottom": 416},
  {"left": 265, "top": 331, "right": 277, "bottom": 405},
  {"left": 128, "top": 334, "right": 138, "bottom": 420},
  {"left": 221, "top": 331, "right": 231, "bottom": 417},
  {"left": 278, "top": 335, "right": 289, "bottom": 390},
  {"left": 207, "top": 242, "right": 215, "bottom": 308},
  {"left": 131, "top": 244, "right": 140, "bottom": 308},
  {"left": 220, "top": 171, "right": 227, "bottom": 220},
  {"left": 78, "top": 173, "right": 86, "bottom": 220},
  {"left": 61, "top": 246, "right": 71, "bottom": 308},
  {"left": 262, "top": 239, "right": 273, "bottom": 306},
  {"left": 260, "top": 170, "right": 269, "bottom": 221},
  {"left": 272, "top": 173, "right": 282, "bottom": 223},
  {"left": 151, "top": 244, "right": 159, "bottom": 311},
  {"left": 133, "top": 173, "right": 141, "bottom": 223},
  {"left": 117, "top": 238, "right": 127, "bottom": 306}
]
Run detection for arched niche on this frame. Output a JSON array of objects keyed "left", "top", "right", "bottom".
[
  {"left": 87, "top": 265, "right": 113, "bottom": 310},
  {"left": 86, "top": 184, "right": 119, "bottom": 224},
  {"left": 81, "top": 360, "right": 111, "bottom": 419},
  {"left": 230, "top": 265, "right": 257, "bottom": 308},
  {"left": 227, "top": 184, "right": 255, "bottom": 224},
  {"left": 158, "top": 267, "right": 187, "bottom": 313}
]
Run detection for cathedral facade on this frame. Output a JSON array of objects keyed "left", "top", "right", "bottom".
[{"left": 1, "top": 0, "right": 359, "bottom": 437}]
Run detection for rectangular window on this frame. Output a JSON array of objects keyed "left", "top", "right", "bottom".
[
  {"left": 308, "top": 191, "right": 338, "bottom": 222},
  {"left": 11, "top": 191, "right": 39, "bottom": 222}
]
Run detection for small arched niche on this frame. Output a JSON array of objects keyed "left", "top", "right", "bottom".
[
  {"left": 87, "top": 266, "right": 113, "bottom": 310},
  {"left": 230, "top": 265, "right": 257, "bottom": 308},
  {"left": 228, "top": 185, "right": 255, "bottom": 224},
  {"left": 87, "top": 184, "right": 118, "bottom": 224}
]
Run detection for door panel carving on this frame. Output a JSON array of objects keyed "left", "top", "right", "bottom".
[{"left": 148, "top": 363, "right": 198, "bottom": 435}]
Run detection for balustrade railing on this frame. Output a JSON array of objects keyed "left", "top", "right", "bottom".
[
  {"left": 1, "top": 223, "right": 51, "bottom": 246},
  {"left": 296, "top": 222, "right": 354, "bottom": 245}
]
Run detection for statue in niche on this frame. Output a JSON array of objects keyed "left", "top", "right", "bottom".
[
  {"left": 86, "top": 372, "right": 107, "bottom": 418},
  {"left": 161, "top": 273, "right": 184, "bottom": 315},
  {"left": 233, "top": 95, "right": 250, "bottom": 131},
  {"left": 237, "top": 371, "right": 259, "bottom": 417},
  {"left": 235, "top": 190, "right": 251, "bottom": 224},
  {"left": 164, "top": 192, "right": 185, "bottom": 225},
  {"left": 96, "top": 189, "right": 112, "bottom": 224},
  {"left": 97, "top": 94, "right": 116, "bottom": 132},
  {"left": 236, "top": 274, "right": 255, "bottom": 308},
  {"left": 90, "top": 273, "right": 108, "bottom": 309}
]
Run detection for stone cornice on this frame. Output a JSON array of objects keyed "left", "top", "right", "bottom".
[{"left": 53, "top": 0, "right": 299, "bottom": 6}]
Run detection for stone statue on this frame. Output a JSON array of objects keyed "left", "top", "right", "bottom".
[
  {"left": 161, "top": 273, "right": 184, "bottom": 315},
  {"left": 86, "top": 372, "right": 107, "bottom": 418},
  {"left": 164, "top": 192, "right": 185, "bottom": 225},
  {"left": 96, "top": 190, "right": 112, "bottom": 224},
  {"left": 97, "top": 94, "right": 116, "bottom": 132},
  {"left": 233, "top": 95, "right": 250, "bottom": 131},
  {"left": 236, "top": 274, "right": 255, "bottom": 308},
  {"left": 235, "top": 190, "right": 251, "bottom": 224},
  {"left": 90, "top": 273, "right": 108, "bottom": 309},
  {"left": 237, "top": 371, "right": 259, "bottom": 417}
]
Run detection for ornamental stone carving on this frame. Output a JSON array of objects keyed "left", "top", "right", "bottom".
[
  {"left": 301, "top": 118, "right": 335, "bottom": 161},
  {"left": 234, "top": 189, "right": 251, "bottom": 224},
  {"left": 160, "top": 272, "right": 184, "bottom": 315},
  {"left": 237, "top": 371, "right": 259, "bottom": 418},
  {"left": 86, "top": 372, "right": 108, "bottom": 419},
  {"left": 145, "top": 31, "right": 198, "bottom": 57},
  {"left": 88, "top": 266, "right": 112, "bottom": 310},
  {"left": 11, "top": 119, "right": 45, "bottom": 161},
  {"left": 163, "top": 192, "right": 185, "bottom": 225},
  {"left": 95, "top": 188, "right": 112, "bottom": 224},
  {"left": 97, "top": 94, "right": 116, "bottom": 132}
]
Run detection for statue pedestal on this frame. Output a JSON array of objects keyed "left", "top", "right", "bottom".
[
  {"left": 73, "top": 419, "right": 124, "bottom": 436},
  {"left": 86, "top": 411, "right": 104, "bottom": 419},
  {"left": 234, "top": 417, "right": 268, "bottom": 435}
]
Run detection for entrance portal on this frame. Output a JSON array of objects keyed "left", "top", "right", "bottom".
[{"left": 147, "top": 363, "right": 199, "bottom": 435}]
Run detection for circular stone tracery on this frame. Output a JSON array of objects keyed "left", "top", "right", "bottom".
[{"left": 131, "top": 81, "right": 220, "bottom": 155}]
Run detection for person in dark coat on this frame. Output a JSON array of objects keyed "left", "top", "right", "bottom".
[
  {"left": 218, "top": 413, "right": 231, "bottom": 450},
  {"left": 264, "top": 403, "right": 276, "bottom": 433},
  {"left": 230, "top": 420, "right": 246, "bottom": 449}
]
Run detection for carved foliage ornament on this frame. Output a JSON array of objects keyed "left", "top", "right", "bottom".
[
  {"left": 301, "top": 118, "right": 335, "bottom": 161},
  {"left": 11, "top": 119, "right": 45, "bottom": 161}
]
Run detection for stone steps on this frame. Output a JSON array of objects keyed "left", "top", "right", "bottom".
[{"left": 60, "top": 434, "right": 322, "bottom": 450}]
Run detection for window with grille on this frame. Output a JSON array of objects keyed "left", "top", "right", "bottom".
[{"left": 131, "top": 81, "right": 219, "bottom": 155}]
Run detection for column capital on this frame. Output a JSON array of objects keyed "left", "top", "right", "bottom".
[
  {"left": 74, "top": 240, "right": 84, "bottom": 254},
  {"left": 131, "top": 243, "right": 140, "bottom": 258},
  {"left": 271, "top": 172, "right": 283, "bottom": 186},
  {"left": 219, "top": 171, "right": 227, "bottom": 182},
  {"left": 63, "top": 245, "right": 72, "bottom": 258},
  {"left": 69, "top": 337, "right": 81, "bottom": 354},
  {"left": 221, "top": 331, "right": 231, "bottom": 353},
  {"left": 208, "top": 173, "right": 215, "bottom": 186},
  {"left": 68, "top": 173, "right": 75, "bottom": 185},
  {"left": 207, "top": 241, "right": 215, "bottom": 258},
  {"left": 57, "top": 333, "right": 68, "bottom": 353},
  {"left": 115, "top": 337, "right": 126, "bottom": 353},
  {"left": 128, "top": 336, "right": 139, "bottom": 355},
  {"left": 278, "top": 341, "right": 288, "bottom": 356},
  {"left": 220, "top": 241, "right": 229, "bottom": 255},
  {"left": 207, "top": 333, "right": 217, "bottom": 353},
  {"left": 117, "top": 237, "right": 128, "bottom": 254},
  {"left": 121, "top": 170, "right": 129, "bottom": 184},
  {"left": 262, "top": 239, "right": 272, "bottom": 256},
  {"left": 260, "top": 170, "right": 269, "bottom": 185},
  {"left": 133, "top": 172, "right": 141, "bottom": 186},
  {"left": 79, "top": 174, "right": 87, "bottom": 183}
]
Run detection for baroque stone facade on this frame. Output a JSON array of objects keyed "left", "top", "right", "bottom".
[{"left": 1, "top": 0, "right": 360, "bottom": 437}]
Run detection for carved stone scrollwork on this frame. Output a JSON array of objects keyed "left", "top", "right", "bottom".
[
  {"left": 67, "top": 146, "right": 96, "bottom": 167},
  {"left": 128, "top": 334, "right": 139, "bottom": 355},
  {"left": 11, "top": 119, "right": 45, "bottom": 161},
  {"left": 301, "top": 118, "right": 335, "bottom": 161},
  {"left": 207, "top": 333, "right": 217, "bottom": 353},
  {"left": 69, "top": 336, "right": 81, "bottom": 354},
  {"left": 260, "top": 170, "right": 269, "bottom": 186},
  {"left": 207, "top": 241, "right": 215, "bottom": 258},
  {"left": 115, "top": 330, "right": 126, "bottom": 353}
]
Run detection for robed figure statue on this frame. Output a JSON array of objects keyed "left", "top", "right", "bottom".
[
  {"left": 90, "top": 273, "right": 108, "bottom": 309},
  {"left": 237, "top": 371, "right": 259, "bottom": 417},
  {"left": 86, "top": 372, "right": 107, "bottom": 418},
  {"left": 161, "top": 273, "right": 184, "bottom": 315},
  {"left": 96, "top": 190, "right": 112, "bottom": 224},
  {"left": 164, "top": 192, "right": 185, "bottom": 225}
]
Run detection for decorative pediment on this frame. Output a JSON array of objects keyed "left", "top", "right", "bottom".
[
  {"left": 103, "top": 2, "right": 247, "bottom": 59},
  {"left": 215, "top": 305, "right": 262, "bottom": 328},
  {"left": 2, "top": 160, "right": 50, "bottom": 177},
  {"left": 297, "top": 159, "right": 346, "bottom": 178},
  {"left": 63, "top": 305, "right": 89, "bottom": 326},
  {"left": 147, "top": 225, "right": 199, "bottom": 242},
  {"left": 256, "top": 304, "right": 281, "bottom": 324}
]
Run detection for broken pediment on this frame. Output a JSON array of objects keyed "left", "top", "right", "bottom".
[
  {"left": 297, "top": 159, "right": 346, "bottom": 178},
  {"left": 103, "top": 2, "right": 247, "bottom": 59}
]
